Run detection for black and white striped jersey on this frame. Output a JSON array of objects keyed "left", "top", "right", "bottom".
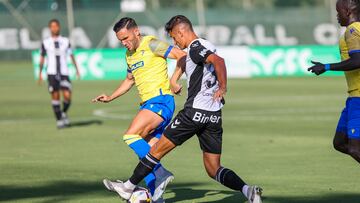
[
  {"left": 40, "top": 36, "right": 72, "bottom": 76},
  {"left": 184, "top": 38, "right": 224, "bottom": 112}
]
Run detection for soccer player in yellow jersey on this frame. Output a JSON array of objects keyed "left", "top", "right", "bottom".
[
  {"left": 92, "top": 17, "right": 186, "bottom": 202},
  {"left": 308, "top": 0, "right": 360, "bottom": 164}
]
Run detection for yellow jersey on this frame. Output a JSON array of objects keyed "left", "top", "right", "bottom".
[
  {"left": 126, "top": 35, "right": 173, "bottom": 102},
  {"left": 340, "top": 22, "right": 360, "bottom": 96}
]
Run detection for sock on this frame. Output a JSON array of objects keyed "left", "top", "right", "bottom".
[
  {"left": 129, "top": 153, "right": 159, "bottom": 185},
  {"left": 242, "top": 185, "right": 250, "bottom": 198},
  {"left": 215, "top": 167, "right": 247, "bottom": 194},
  {"left": 63, "top": 100, "right": 71, "bottom": 113},
  {"left": 124, "top": 135, "right": 161, "bottom": 195},
  {"left": 51, "top": 100, "right": 62, "bottom": 120}
]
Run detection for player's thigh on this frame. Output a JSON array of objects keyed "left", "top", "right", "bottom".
[
  {"left": 150, "top": 134, "right": 177, "bottom": 160},
  {"left": 197, "top": 113, "right": 223, "bottom": 155},
  {"left": 162, "top": 108, "right": 198, "bottom": 148},
  {"left": 125, "top": 109, "right": 164, "bottom": 137},
  {"left": 202, "top": 152, "right": 221, "bottom": 178}
]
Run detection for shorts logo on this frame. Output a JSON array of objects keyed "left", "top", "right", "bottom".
[
  {"left": 171, "top": 119, "right": 180, "bottom": 129},
  {"left": 193, "top": 111, "right": 221, "bottom": 124},
  {"left": 352, "top": 129, "right": 356, "bottom": 134}
]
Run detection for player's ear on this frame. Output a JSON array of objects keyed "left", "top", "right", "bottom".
[{"left": 133, "top": 27, "right": 140, "bottom": 37}]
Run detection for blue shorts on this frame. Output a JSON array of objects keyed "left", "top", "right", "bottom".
[
  {"left": 140, "top": 94, "right": 175, "bottom": 139},
  {"left": 336, "top": 97, "right": 360, "bottom": 140}
]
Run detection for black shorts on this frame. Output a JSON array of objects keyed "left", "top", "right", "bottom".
[
  {"left": 47, "top": 75, "right": 72, "bottom": 93},
  {"left": 163, "top": 107, "right": 223, "bottom": 154}
]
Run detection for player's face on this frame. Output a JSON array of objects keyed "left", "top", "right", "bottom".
[
  {"left": 336, "top": 0, "right": 350, "bottom": 26},
  {"left": 169, "top": 29, "right": 186, "bottom": 50},
  {"left": 49, "top": 22, "right": 60, "bottom": 36},
  {"left": 116, "top": 27, "right": 140, "bottom": 51}
]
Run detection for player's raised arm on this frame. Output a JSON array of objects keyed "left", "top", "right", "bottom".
[{"left": 92, "top": 72, "right": 135, "bottom": 103}]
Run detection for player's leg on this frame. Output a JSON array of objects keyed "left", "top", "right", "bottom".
[
  {"left": 199, "top": 110, "right": 262, "bottom": 203},
  {"left": 104, "top": 108, "right": 196, "bottom": 200},
  {"left": 123, "top": 109, "right": 164, "bottom": 195},
  {"left": 103, "top": 134, "right": 177, "bottom": 200},
  {"left": 60, "top": 76, "right": 72, "bottom": 126},
  {"left": 345, "top": 97, "right": 360, "bottom": 163},
  {"left": 333, "top": 106, "right": 349, "bottom": 154},
  {"left": 48, "top": 75, "right": 64, "bottom": 128}
]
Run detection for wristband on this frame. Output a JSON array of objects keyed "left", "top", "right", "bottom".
[{"left": 324, "top": 64, "right": 331, "bottom": 71}]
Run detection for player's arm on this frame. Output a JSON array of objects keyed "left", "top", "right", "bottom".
[
  {"left": 92, "top": 72, "right": 135, "bottom": 103},
  {"left": 189, "top": 42, "right": 227, "bottom": 101},
  {"left": 149, "top": 38, "right": 186, "bottom": 94},
  {"left": 206, "top": 54, "right": 227, "bottom": 101},
  {"left": 68, "top": 43, "right": 81, "bottom": 79},
  {"left": 309, "top": 25, "right": 360, "bottom": 75},
  {"left": 308, "top": 54, "right": 360, "bottom": 75},
  {"left": 38, "top": 43, "right": 46, "bottom": 85}
]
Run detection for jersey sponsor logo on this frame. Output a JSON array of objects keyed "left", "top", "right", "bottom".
[
  {"left": 130, "top": 61, "right": 144, "bottom": 71},
  {"left": 192, "top": 111, "right": 221, "bottom": 124},
  {"left": 171, "top": 119, "right": 180, "bottom": 129}
]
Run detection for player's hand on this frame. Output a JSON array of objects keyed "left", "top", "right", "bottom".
[
  {"left": 308, "top": 60, "right": 326, "bottom": 75},
  {"left": 92, "top": 94, "right": 112, "bottom": 103},
  {"left": 171, "top": 83, "right": 183, "bottom": 95},
  {"left": 37, "top": 74, "right": 43, "bottom": 86},
  {"left": 213, "top": 88, "right": 226, "bottom": 102}
]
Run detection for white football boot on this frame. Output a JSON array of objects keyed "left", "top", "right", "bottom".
[
  {"left": 247, "top": 185, "right": 263, "bottom": 203},
  {"left": 103, "top": 179, "right": 133, "bottom": 200},
  {"left": 61, "top": 112, "right": 70, "bottom": 126}
]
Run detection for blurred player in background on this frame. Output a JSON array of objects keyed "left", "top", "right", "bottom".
[
  {"left": 103, "top": 15, "right": 263, "bottom": 203},
  {"left": 38, "top": 19, "right": 80, "bottom": 129},
  {"left": 92, "top": 17, "right": 186, "bottom": 202},
  {"left": 308, "top": 0, "right": 360, "bottom": 164}
]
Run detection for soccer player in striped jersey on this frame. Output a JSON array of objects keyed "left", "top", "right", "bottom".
[
  {"left": 38, "top": 19, "right": 80, "bottom": 129},
  {"left": 308, "top": 0, "right": 360, "bottom": 164},
  {"left": 92, "top": 17, "right": 186, "bottom": 202}
]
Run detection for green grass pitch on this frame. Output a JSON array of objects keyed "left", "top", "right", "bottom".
[{"left": 0, "top": 61, "right": 359, "bottom": 203}]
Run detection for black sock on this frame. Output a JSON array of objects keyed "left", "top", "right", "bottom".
[
  {"left": 51, "top": 100, "right": 62, "bottom": 120},
  {"left": 129, "top": 153, "right": 159, "bottom": 185},
  {"left": 215, "top": 167, "right": 246, "bottom": 191},
  {"left": 63, "top": 100, "right": 71, "bottom": 113}
]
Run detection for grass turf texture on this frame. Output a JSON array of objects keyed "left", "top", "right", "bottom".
[{"left": 0, "top": 61, "right": 359, "bottom": 203}]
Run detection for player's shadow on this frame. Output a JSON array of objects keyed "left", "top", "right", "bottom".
[
  {"left": 0, "top": 180, "right": 107, "bottom": 202},
  {"left": 166, "top": 182, "right": 247, "bottom": 203},
  {"left": 264, "top": 194, "right": 360, "bottom": 203},
  {"left": 68, "top": 119, "right": 103, "bottom": 128},
  {"left": 166, "top": 183, "right": 360, "bottom": 203}
]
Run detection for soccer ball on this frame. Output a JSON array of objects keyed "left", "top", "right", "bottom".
[{"left": 127, "top": 187, "right": 152, "bottom": 203}]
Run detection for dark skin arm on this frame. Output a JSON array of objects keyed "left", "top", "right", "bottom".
[
  {"left": 206, "top": 54, "right": 227, "bottom": 101},
  {"left": 308, "top": 53, "right": 360, "bottom": 75}
]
